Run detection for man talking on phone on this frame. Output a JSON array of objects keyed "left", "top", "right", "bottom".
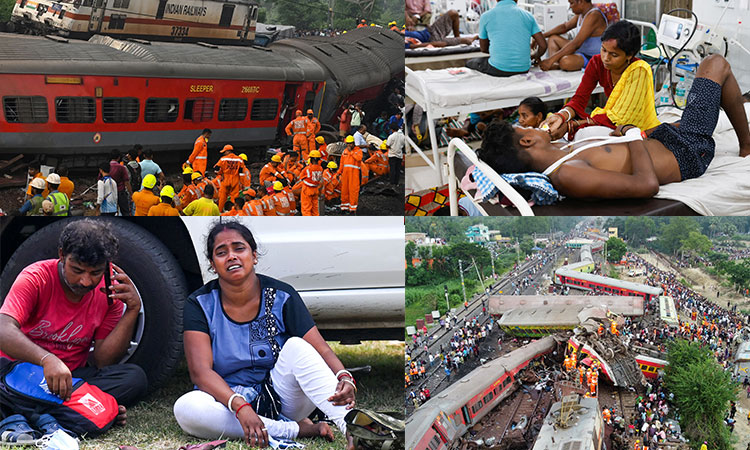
[{"left": 0, "top": 219, "right": 146, "bottom": 430}]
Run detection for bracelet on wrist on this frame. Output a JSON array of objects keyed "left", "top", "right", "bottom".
[
  {"left": 40, "top": 352, "right": 53, "bottom": 365},
  {"left": 342, "top": 379, "right": 358, "bottom": 393},
  {"left": 335, "top": 369, "right": 353, "bottom": 380},
  {"left": 235, "top": 402, "right": 252, "bottom": 418},
  {"left": 227, "top": 393, "right": 244, "bottom": 412}
]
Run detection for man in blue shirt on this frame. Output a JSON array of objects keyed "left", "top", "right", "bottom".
[
  {"left": 139, "top": 149, "right": 165, "bottom": 186},
  {"left": 466, "top": 0, "right": 547, "bottom": 76}
]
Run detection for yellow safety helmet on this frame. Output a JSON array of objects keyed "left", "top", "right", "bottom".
[
  {"left": 309, "top": 150, "right": 321, "bottom": 158},
  {"left": 221, "top": 144, "right": 234, "bottom": 153},
  {"left": 273, "top": 181, "right": 284, "bottom": 191},
  {"left": 160, "top": 185, "right": 176, "bottom": 199},
  {"left": 388, "top": 21, "right": 396, "bottom": 26},
  {"left": 380, "top": 142, "right": 387, "bottom": 150},
  {"left": 182, "top": 166, "right": 194, "bottom": 175},
  {"left": 239, "top": 153, "right": 247, "bottom": 161},
  {"left": 271, "top": 154, "right": 282, "bottom": 163},
  {"left": 315, "top": 136, "right": 325, "bottom": 144},
  {"left": 191, "top": 172, "right": 203, "bottom": 181},
  {"left": 345, "top": 135, "right": 355, "bottom": 143},
  {"left": 327, "top": 161, "right": 338, "bottom": 169},
  {"left": 142, "top": 174, "right": 157, "bottom": 189}
]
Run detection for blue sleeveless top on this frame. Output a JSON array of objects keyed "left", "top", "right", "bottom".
[{"left": 184, "top": 274, "right": 315, "bottom": 388}]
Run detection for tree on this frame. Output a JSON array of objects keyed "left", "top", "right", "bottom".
[
  {"left": 405, "top": 241, "right": 416, "bottom": 267},
  {"left": 658, "top": 217, "right": 700, "bottom": 254},
  {"left": 681, "top": 231, "right": 712, "bottom": 259},
  {"left": 605, "top": 237, "right": 627, "bottom": 262},
  {"left": 664, "top": 340, "right": 736, "bottom": 450},
  {"left": 624, "top": 216, "right": 656, "bottom": 247}
]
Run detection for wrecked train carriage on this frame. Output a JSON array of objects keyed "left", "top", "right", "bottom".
[{"left": 407, "top": 335, "right": 560, "bottom": 450}]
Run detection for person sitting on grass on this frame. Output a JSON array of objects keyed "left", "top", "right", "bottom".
[
  {"left": 173, "top": 222, "right": 357, "bottom": 448},
  {"left": 0, "top": 220, "right": 147, "bottom": 443},
  {"left": 477, "top": 54, "right": 750, "bottom": 198}
]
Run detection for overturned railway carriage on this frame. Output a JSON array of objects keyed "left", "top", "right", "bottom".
[
  {"left": 11, "top": 0, "right": 259, "bottom": 44},
  {"left": 555, "top": 268, "right": 662, "bottom": 301},
  {"left": 0, "top": 27, "right": 402, "bottom": 156},
  {"left": 407, "top": 336, "right": 558, "bottom": 450}
]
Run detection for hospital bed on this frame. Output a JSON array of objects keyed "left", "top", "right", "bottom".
[
  {"left": 404, "top": 19, "right": 659, "bottom": 187},
  {"left": 444, "top": 103, "right": 750, "bottom": 216}
]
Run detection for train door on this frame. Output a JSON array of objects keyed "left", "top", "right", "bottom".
[
  {"left": 240, "top": 5, "right": 257, "bottom": 41},
  {"left": 155, "top": 0, "right": 167, "bottom": 20},
  {"left": 88, "top": 0, "right": 106, "bottom": 32}
]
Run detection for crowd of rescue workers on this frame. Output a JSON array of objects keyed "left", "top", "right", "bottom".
[{"left": 17, "top": 96, "right": 406, "bottom": 217}]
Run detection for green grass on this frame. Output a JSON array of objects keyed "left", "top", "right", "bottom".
[
  {"left": 0, "top": 0, "right": 13, "bottom": 22},
  {"left": 18, "top": 342, "right": 403, "bottom": 450}
]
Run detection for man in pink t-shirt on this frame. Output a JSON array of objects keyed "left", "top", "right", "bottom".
[{"left": 0, "top": 219, "right": 146, "bottom": 429}]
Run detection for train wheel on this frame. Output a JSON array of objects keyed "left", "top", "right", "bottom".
[{"left": 0, "top": 218, "right": 186, "bottom": 392}]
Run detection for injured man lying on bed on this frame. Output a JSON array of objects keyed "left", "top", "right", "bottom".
[{"left": 478, "top": 54, "right": 750, "bottom": 199}]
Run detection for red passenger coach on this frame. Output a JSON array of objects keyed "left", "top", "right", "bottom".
[
  {"left": 555, "top": 268, "right": 662, "bottom": 301},
  {"left": 0, "top": 27, "right": 403, "bottom": 158}
]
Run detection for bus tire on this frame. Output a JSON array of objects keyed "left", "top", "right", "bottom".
[{"left": 0, "top": 218, "right": 187, "bottom": 392}]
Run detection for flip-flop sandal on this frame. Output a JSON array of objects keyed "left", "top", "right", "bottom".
[
  {"left": 178, "top": 440, "right": 228, "bottom": 450},
  {"left": 0, "top": 414, "right": 41, "bottom": 446}
]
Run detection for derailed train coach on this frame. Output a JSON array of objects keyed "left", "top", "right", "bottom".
[
  {"left": 0, "top": 26, "right": 402, "bottom": 158},
  {"left": 10, "top": 0, "right": 260, "bottom": 45},
  {"left": 407, "top": 336, "right": 559, "bottom": 450}
]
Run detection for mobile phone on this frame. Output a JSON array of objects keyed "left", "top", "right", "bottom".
[{"left": 104, "top": 261, "right": 113, "bottom": 305}]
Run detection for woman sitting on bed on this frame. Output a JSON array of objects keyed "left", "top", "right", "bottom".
[{"left": 542, "top": 20, "right": 660, "bottom": 140}]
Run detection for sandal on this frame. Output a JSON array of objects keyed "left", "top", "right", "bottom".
[
  {"left": 32, "top": 414, "right": 77, "bottom": 439},
  {"left": 0, "top": 414, "right": 41, "bottom": 446}
]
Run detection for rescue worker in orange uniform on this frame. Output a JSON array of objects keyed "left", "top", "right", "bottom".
[
  {"left": 284, "top": 110, "right": 309, "bottom": 155},
  {"left": 570, "top": 349, "right": 577, "bottom": 367},
  {"left": 578, "top": 365, "right": 586, "bottom": 386},
  {"left": 283, "top": 183, "right": 297, "bottom": 216},
  {"left": 365, "top": 142, "right": 390, "bottom": 177},
  {"left": 243, "top": 191, "right": 265, "bottom": 216},
  {"left": 271, "top": 181, "right": 292, "bottom": 216},
  {"left": 299, "top": 150, "right": 324, "bottom": 216},
  {"left": 187, "top": 128, "right": 211, "bottom": 176},
  {"left": 148, "top": 185, "right": 180, "bottom": 216},
  {"left": 305, "top": 109, "right": 321, "bottom": 160},
  {"left": 322, "top": 161, "right": 341, "bottom": 202},
  {"left": 339, "top": 135, "right": 362, "bottom": 214},
  {"left": 177, "top": 167, "right": 194, "bottom": 209},
  {"left": 283, "top": 151, "right": 304, "bottom": 183},
  {"left": 259, "top": 154, "right": 286, "bottom": 187},
  {"left": 602, "top": 408, "right": 612, "bottom": 424},
  {"left": 315, "top": 136, "right": 329, "bottom": 162},
  {"left": 131, "top": 174, "right": 160, "bottom": 216},
  {"left": 214, "top": 144, "right": 244, "bottom": 212},
  {"left": 238, "top": 153, "right": 252, "bottom": 191},
  {"left": 610, "top": 319, "right": 619, "bottom": 336},
  {"left": 179, "top": 172, "right": 204, "bottom": 211},
  {"left": 261, "top": 185, "right": 277, "bottom": 216}
]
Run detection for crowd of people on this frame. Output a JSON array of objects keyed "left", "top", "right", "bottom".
[{"left": 16, "top": 101, "right": 405, "bottom": 217}]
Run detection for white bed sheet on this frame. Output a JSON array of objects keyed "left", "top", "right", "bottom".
[
  {"left": 654, "top": 104, "right": 750, "bottom": 216},
  {"left": 406, "top": 67, "right": 587, "bottom": 109}
]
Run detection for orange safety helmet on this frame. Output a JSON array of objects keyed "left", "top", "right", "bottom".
[
  {"left": 295, "top": 110, "right": 302, "bottom": 116},
  {"left": 221, "top": 144, "right": 234, "bottom": 153},
  {"left": 307, "top": 109, "right": 314, "bottom": 115}
]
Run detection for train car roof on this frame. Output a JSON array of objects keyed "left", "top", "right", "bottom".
[
  {"left": 556, "top": 268, "right": 663, "bottom": 295},
  {"left": 0, "top": 33, "right": 326, "bottom": 81},
  {"left": 533, "top": 397, "right": 601, "bottom": 450},
  {"left": 498, "top": 306, "right": 607, "bottom": 327},
  {"left": 270, "top": 27, "right": 402, "bottom": 94},
  {"left": 489, "top": 296, "right": 644, "bottom": 317}
]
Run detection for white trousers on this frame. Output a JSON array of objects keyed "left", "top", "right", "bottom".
[{"left": 173, "top": 337, "right": 348, "bottom": 439}]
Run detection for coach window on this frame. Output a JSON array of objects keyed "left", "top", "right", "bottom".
[
  {"left": 250, "top": 98, "right": 278, "bottom": 121},
  {"left": 219, "top": 98, "right": 247, "bottom": 121},
  {"left": 428, "top": 436, "right": 442, "bottom": 449},
  {"left": 145, "top": 98, "right": 179, "bottom": 122},
  {"left": 55, "top": 97, "right": 95, "bottom": 123},
  {"left": 3, "top": 96, "right": 48, "bottom": 123},
  {"left": 109, "top": 14, "right": 126, "bottom": 29},
  {"left": 102, "top": 97, "right": 139, "bottom": 123},
  {"left": 185, "top": 98, "right": 215, "bottom": 122},
  {"left": 219, "top": 4, "right": 235, "bottom": 27}
]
